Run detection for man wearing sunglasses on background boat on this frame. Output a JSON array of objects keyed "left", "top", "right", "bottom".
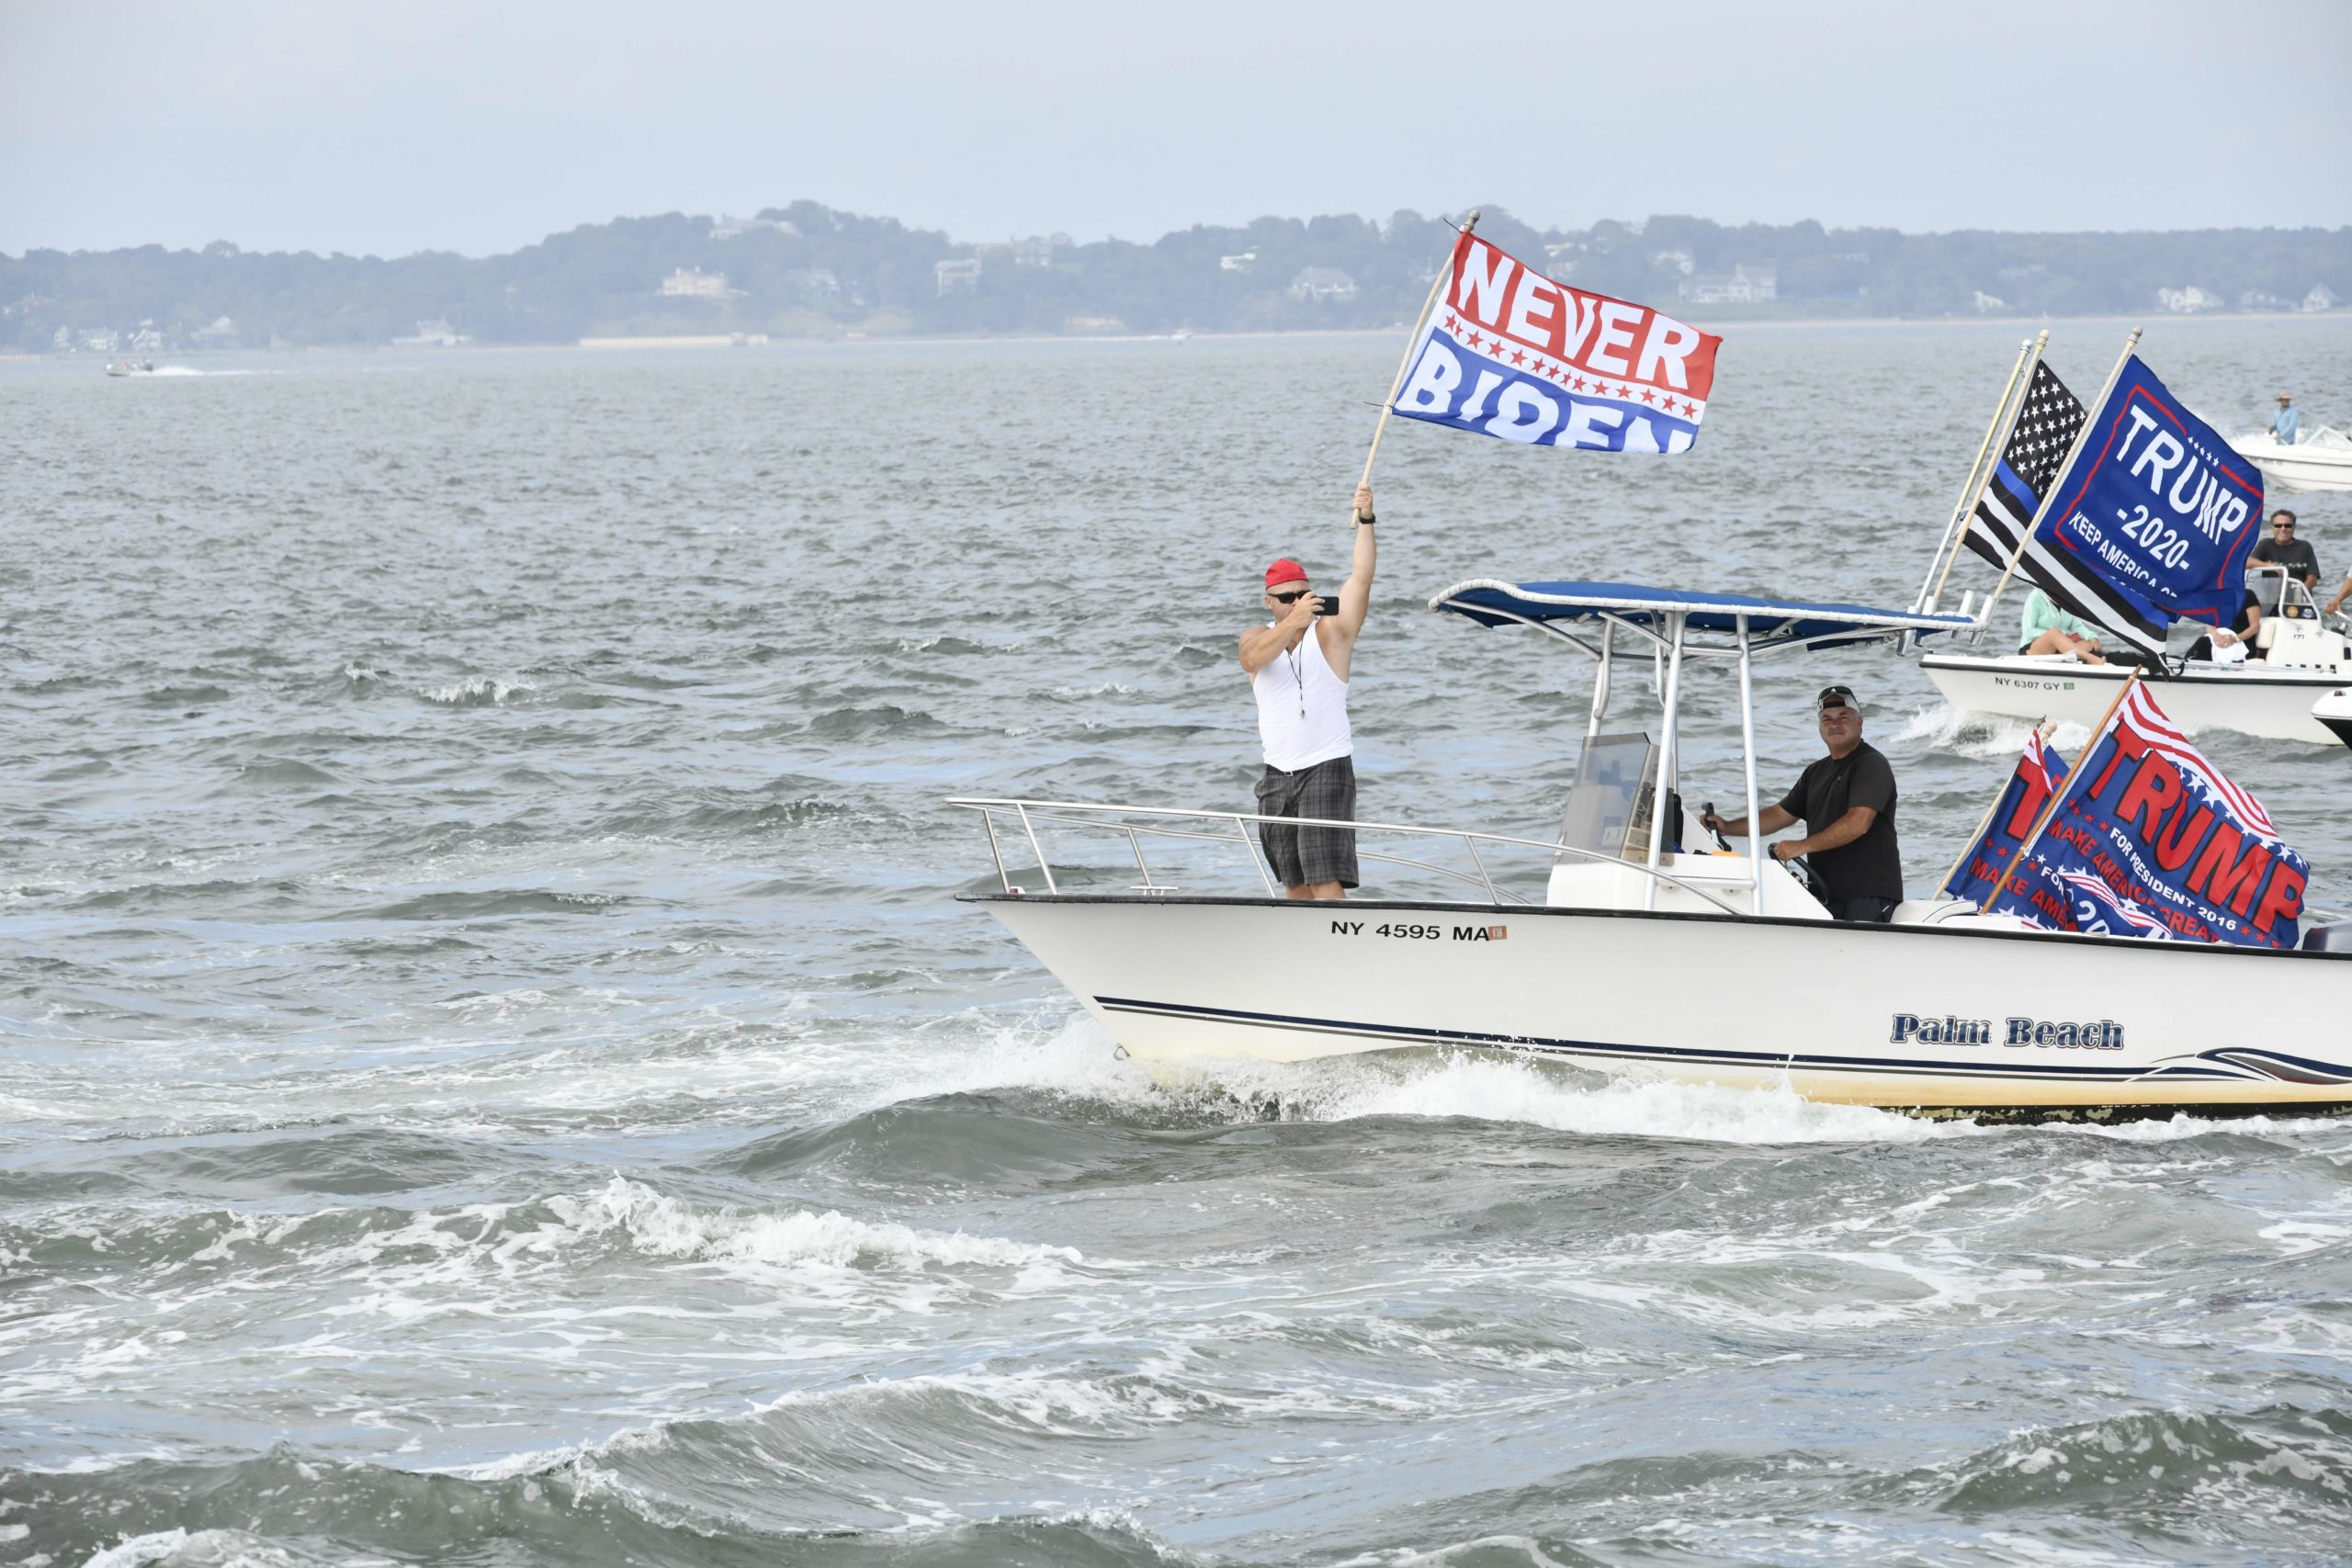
[
  {"left": 1700, "top": 685, "right": 1904, "bottom": 924},
  {"left": 2250, "top": 510, "right": 2320, "bottom": 592},
  {"left": 1239, "top": 482, "right": 1376, "bottom": 900}
]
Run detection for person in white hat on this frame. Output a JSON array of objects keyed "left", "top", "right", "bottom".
[{"left": 2271, "top": 391, "right": 2299, "bottom": 446}]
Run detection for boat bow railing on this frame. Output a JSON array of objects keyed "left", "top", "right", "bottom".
[{"left": 948, "top": 797, "right": 1752, "bottom": 917}]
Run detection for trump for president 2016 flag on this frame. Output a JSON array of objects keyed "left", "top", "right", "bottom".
[
  {"left": 1947, "top": 684, "right": 2308, "bottom": 949},
  {"left": 1391, "top": 231, "right": 1723, "bottom": 453}
]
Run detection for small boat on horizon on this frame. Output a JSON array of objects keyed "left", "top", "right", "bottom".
[
  {"left": 2231, "top": 425, "right": 2352, "bottom": 495},
  {"left": 103, "top": 359, "right": 155, "bottom": 377}
]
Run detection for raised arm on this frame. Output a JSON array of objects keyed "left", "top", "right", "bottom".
[
  {"left": 1240, "top": 592, "right": 1318, "bottom": 675},
  {"left": 1315, "top": 485, "right": 1378, "bottom": 682},
  {"left": 1332, "top": 484, "right": 1376, "bottom": 633}
]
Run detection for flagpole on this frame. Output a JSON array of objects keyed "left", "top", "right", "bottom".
[
  {"left": 1939, "top": 718, "right": 2051, "bottom": 896},
  {"left": 1357, "top": 209, "right": 1481, "bottom": 490},
  {"left": 1977, "top": 326, "right": 2143, "bottom": 641},
  {"left": 1979, "top": 674, "right": 2140, "bottom": 915},
  {"left": 1918, "top": 331, "right": 2044, "bottom": 615}
]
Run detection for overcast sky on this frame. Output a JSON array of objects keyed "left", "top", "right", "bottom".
[{"left": 5, "top": 0, "right": 2347, "bottom": 258}]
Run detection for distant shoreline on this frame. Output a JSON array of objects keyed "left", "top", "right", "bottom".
[
  {"left": 17, "top": 309, "right": 2348, "bottom": 368},
  {"left": 14, "top": 200, "right": 2345, "bottom": 355}
]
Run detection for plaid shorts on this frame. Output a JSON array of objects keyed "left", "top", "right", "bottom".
[{"left": 1254, "top": 754, "right": 1358, "bottom": 890}]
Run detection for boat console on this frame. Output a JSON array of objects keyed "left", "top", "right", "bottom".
[
  {"left": 2248, "top": 570, "right": 2352, "bottom": 672},
  {"left": 1542, "top": 730, "right": 1830, "bottom": 919}
]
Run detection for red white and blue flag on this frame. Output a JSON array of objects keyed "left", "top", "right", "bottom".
[
  {"left": 1945, "top": 684, "right": 2307, "bottom": 949},
  {"left": 1391, "top": 231, "right": 1723, "bottom": 453},
  {"left": 1940, "top": 727, "right": 2071, "bottom": 912},
  {"left": 2002, "top": 356, "right": 2265, "bottom": 652}
]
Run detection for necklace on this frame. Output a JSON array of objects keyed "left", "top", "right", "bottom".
[{"left": 1286, "top": 640, "right": 1306, "bottom": 718}]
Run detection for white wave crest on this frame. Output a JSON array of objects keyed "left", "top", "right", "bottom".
[
  {"left": 899, "top": 1008, "right": 1158, "bottom": 1108},
  {"left": 85, "top": 1528, "right": 192, "bottom": 1567},
  {"left": 1157, "top": 1048, "right": 1955, "bottom": 1145},
  {"left": 880, "top": 1008, "right": 1949, "bottom": 1145},
  {"left": 84, "top": 1526, "right": 338, "bottom": 1565},
  {"left": 1892, "top": 703, "right": 2095, "bottom": 760},
  {"left": 420, "top": 676, "right": 534, "bottom": 706},
  {"left": 559, "top": 1175, "right": 1090, "bottom": 1278}
]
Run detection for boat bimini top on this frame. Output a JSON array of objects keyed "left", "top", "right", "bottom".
[
  {"left": 1428, "top": 579, "right": 1975, "bottom": 916},
  {"left": 1430, "top": 579, "right": 1974, "bottom": 654}
]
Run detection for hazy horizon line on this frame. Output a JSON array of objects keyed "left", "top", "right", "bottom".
[{"left": 10, "top": 204, "right": 2352, "bottom": 266}]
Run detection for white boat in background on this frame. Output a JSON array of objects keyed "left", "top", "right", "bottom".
[
  {"left": 1918, "top": 575, "right": 2352, "bottom": 745},
  {"left": 2317, "top": 688, "right": 2352, "bottom": 750},
  {"left": 2231, "top": 426, "right": 2352, "bottom": 494},
  {"left": 103, "top": 359, "right": 155, "bottom": 377},
  {"left": 958, "top": 580, "right": 2351, "bottom": 1121}
]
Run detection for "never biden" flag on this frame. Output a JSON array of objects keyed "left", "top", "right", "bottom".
[{"left": 1390, "top": 231, "right": 1724, "bottom": 453}]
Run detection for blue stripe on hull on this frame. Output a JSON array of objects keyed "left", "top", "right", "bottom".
[{"left": 1092, "top": 996, "right": 2278, "bottom": 1085}]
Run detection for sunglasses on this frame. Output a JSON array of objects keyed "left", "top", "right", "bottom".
[{"left": 1268, "top": 588, "right": 1313, "bottom": 604}]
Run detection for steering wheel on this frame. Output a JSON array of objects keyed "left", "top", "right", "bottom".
[{"left": 1781, "top": 852, "right": 1832, "bottom": 904}]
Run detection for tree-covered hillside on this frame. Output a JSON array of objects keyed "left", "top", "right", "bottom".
[{"left": 5, "top": 200, "right": 2346, "bottom": 352}]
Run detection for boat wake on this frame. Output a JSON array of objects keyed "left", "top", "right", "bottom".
[
  {"left": 946, "top": 1006, "right": 2341, "bottom": 1147},
  {"left": 944, "top": 1008, "right": 1948, "bottom": 1144},
  {"left": 1894, "top": 701, "right": 2096, "bottom": 759},
  {"left": 1146, "top": 1047, "right": 1956, "bottom": 1145}
]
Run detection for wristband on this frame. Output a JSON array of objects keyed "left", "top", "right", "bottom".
[{"left": 1356, "top": 513, "right": 1375, "bottom": 526}]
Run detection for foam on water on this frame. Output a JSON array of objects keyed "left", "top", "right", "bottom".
[
  {"left": 1141, "top": 1046, "right": 1957, "bottom": 1145},
  {"left": 418, "top": 675, "right": 536, "bottom": 706},
  {"left": 558, "top": 1175, "right": 1100, "bottom": 1281},
  {"left": 1892, "top": 701, "right": 2096, "bottom": 760}
]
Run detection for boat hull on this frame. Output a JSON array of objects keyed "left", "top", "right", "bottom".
[
  {"left": 1919, "top": 651, "right": 2349, "bottom": 743},
  {"left": 2231, "top": 435, "right": 2352, "bottom": 495},
  {"left": 974, "top": 894, "right": 2350, "bottom": 1117},
  {"left": 2317, "top": 688, "right": 2352, "bottom": 750}
]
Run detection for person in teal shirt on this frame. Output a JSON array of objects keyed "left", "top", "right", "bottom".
[
  {"left": 2273, "top": 392, "right": 2300, "bottom": 445},
  {"left": 2019, "top": 588, "right": 2107, "bottom": 661}
]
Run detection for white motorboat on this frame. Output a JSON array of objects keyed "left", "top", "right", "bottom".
[
  {"left": 2317, "top": 688, "right": 2352, "bottom": 750},
  {"left": 1918, "top": 575, "right": 2352, "bottom": 744},
  {"left": 2231, "top": 427, "right": 2352, "bottom": 495},
  {"left": 958, "top": 581, "right": 2350, "bottom": 1121},
  {"left": 103, "top": 359, "right": 155, "bottom": 377}
]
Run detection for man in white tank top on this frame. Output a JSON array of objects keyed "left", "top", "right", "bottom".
[{"left": 1238, "top": 483, "right": 1376, "bottom": 899}]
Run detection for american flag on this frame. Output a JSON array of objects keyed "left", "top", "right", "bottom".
[
  {"left": 1962, "top": 360, "right": 2085, "bottom": 570},
  {"left": 2051, "top": 865, "right": 2173, "bottom": 939},
  {"left": 2112, "top": 682, "right": 2278, "bottom": 840}
]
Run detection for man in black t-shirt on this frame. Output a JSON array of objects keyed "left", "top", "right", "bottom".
[
  {"left": 1701, "top": 684, "right": 1904, "bottom": 923},
  {"left": 2250, "top": 510, "right": 2320, "bottom": 591}
]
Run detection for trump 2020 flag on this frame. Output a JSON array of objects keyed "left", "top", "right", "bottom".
[
  {"left": 1391, "top": 231, "right": 1723, "bottom": 453},
  {"left": 2010, "top": 356, "right": 2265, "bottom": 652}
]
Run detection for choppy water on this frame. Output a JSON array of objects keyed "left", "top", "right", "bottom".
[{"left": 4, "top": 319, "right": 2351, "bottom": 1567}]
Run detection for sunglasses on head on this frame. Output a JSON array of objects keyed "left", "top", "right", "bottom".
[{"left": 1269, "top": 588, "right": 1312, "bottom": 604}]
